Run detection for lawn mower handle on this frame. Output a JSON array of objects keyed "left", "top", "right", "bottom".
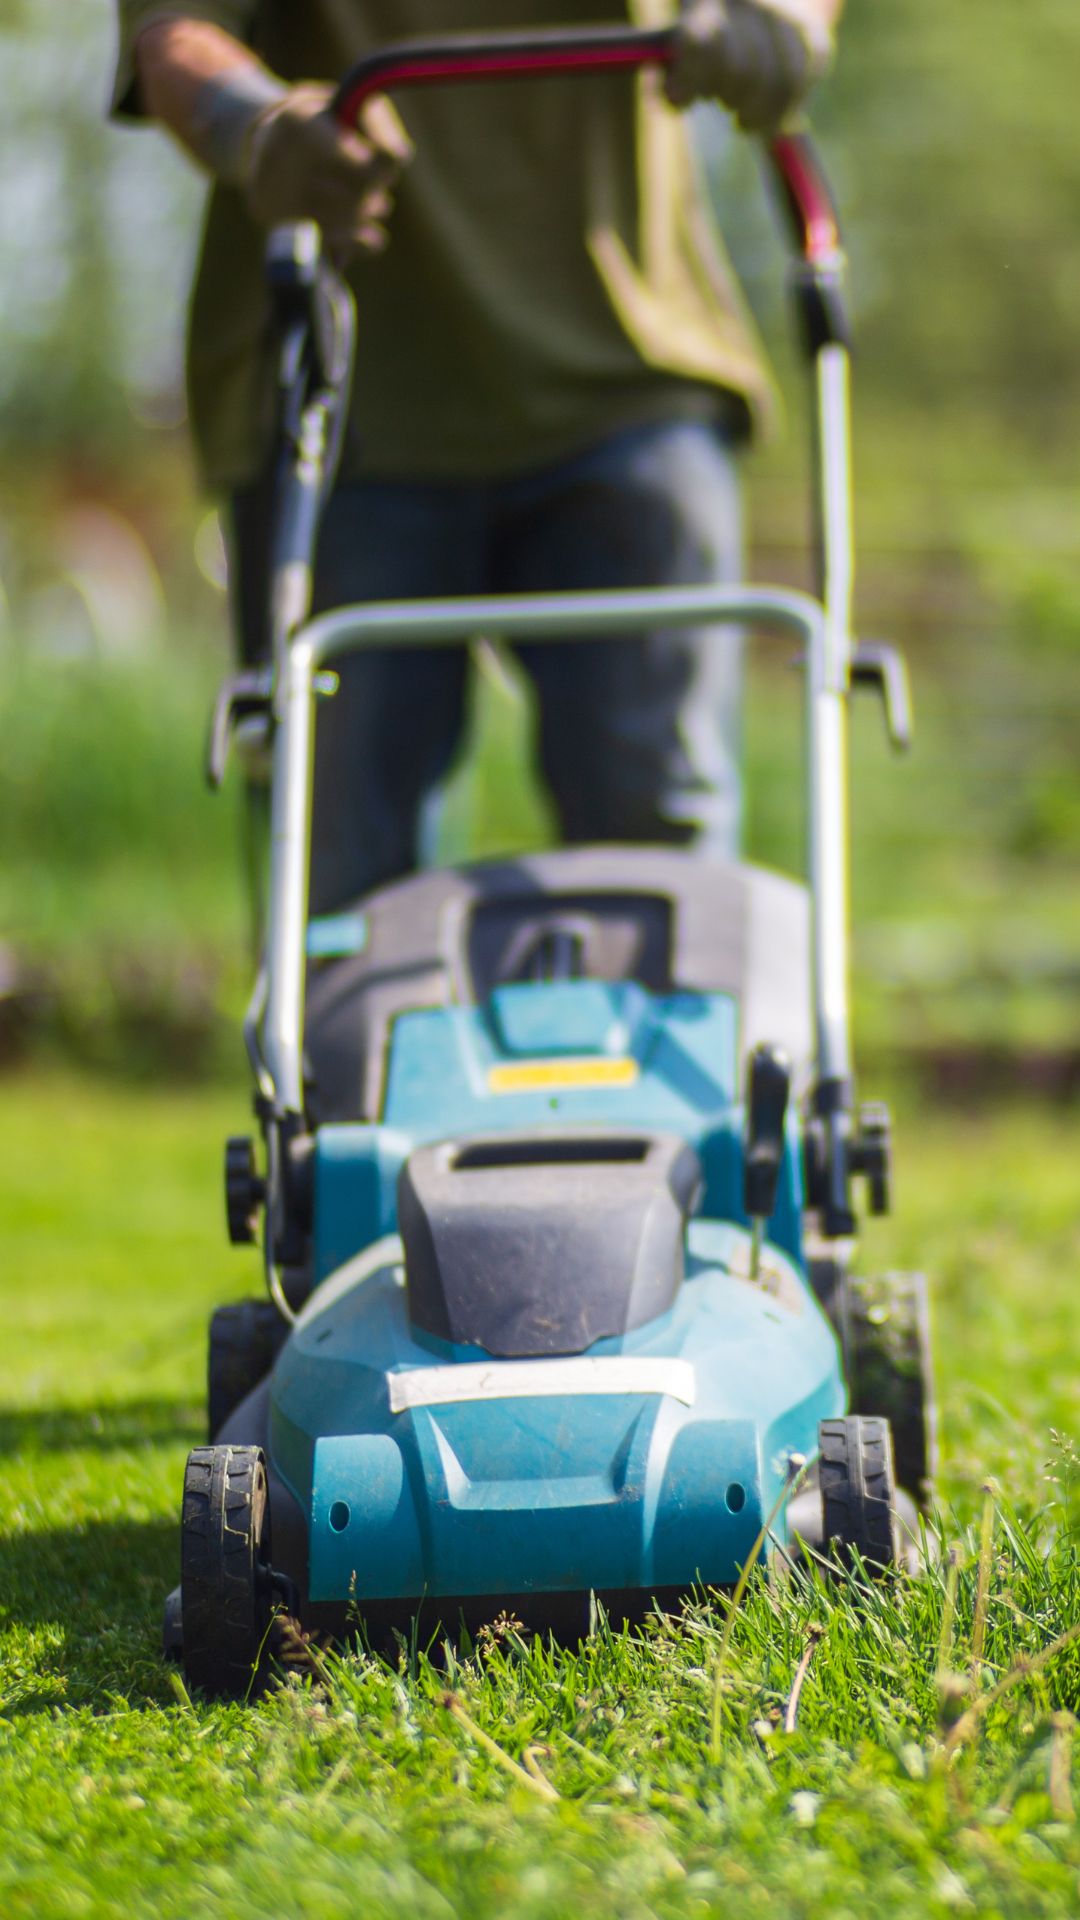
[
  {"left": 333, "top": 27, "right": 842, "bottom": 270},
  {"left": 255, "top": 28, "right": 865, "bottom": 1248}
]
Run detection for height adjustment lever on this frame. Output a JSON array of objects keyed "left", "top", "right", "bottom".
[
  {"left": 744, "top": 1044, "right": 791, "bottom": 1280},
  {"left": 851, "top": 641, "right": 913, "bottom": 753},
  {"left": 206, "top": 665, "right": 338, "bottom": 789}
]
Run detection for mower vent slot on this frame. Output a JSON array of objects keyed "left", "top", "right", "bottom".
[{"left": 452, "top": 1137, "right": 649, "bottom": 1171}]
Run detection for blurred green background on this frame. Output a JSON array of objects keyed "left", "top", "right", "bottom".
[{"left": 0, "top": 0, "right": 1078, "bottom": 1084}]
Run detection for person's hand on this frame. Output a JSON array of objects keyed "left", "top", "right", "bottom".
[
  {"left": 243, "top": 85, "right": 413, "bottom": 253},
  {"left": 666, "top": 0, "right": 832, "bottom": 132}
]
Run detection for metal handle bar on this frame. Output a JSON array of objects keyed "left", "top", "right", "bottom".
[
  {"left": 262, "top": 585, "right": 829, "bottom": 1125},
  {"left": 333, "top": 27, "right": 841, "bottom": 266}
]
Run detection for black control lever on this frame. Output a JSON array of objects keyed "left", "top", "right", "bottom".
[
  {"left": 804, "top": 1092, "right": 892, "bottom": 1233},
  {"left": 266, "top": 225, "right": 356, "bottom": 507},
  {"left": 744, "top": 1043, "right": 791, "bottom": 1279},
  {"left": 851, "top": 641, "right": 913, "bottom": 753},
  {"left": 206, "top": 668, "right": 273, "bottom": 790},
  {"left": 206, "top": 664, "right": 337, "bottom": 789}
]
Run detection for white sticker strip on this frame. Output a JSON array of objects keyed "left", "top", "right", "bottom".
[{"left": 388, "top": 1356, "right": 696, "bottom": 1415}]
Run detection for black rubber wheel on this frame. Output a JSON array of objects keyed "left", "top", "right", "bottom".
[
  {"left": 208, "top": 1299, "right": 288, "bottom": 1441},
  {"left": 841, "top": 1271, "right": 937, "bottom": 1508},
  {"left": 181, "top": 1444, "right": 274, "bottom": 1698},
  {"left": 819, "top": 1415, "right": 900, "bottom": 1571}
]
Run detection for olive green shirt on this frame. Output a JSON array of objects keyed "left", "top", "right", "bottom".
[{"left": 114, "top": 0, "right": 779, "bottom": 490}]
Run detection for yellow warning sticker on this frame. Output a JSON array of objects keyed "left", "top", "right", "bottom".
[{"left": 488, "top": 1057, "right": 640, "bottom": 1095}]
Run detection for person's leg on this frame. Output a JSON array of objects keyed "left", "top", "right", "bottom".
[
  {"left": 494, "top": 418, "right": 744, "bottom": 857},
  {"left": 227, "top": 477, "right": 488, "bottom": 912}
]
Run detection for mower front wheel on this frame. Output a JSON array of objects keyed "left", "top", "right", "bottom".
[
  {"left": 180, "top": 1444, "right": 274, "bottom": 1698},
  {"left": 818, "top": 1415, "right": 900, "bottom": 1572}
]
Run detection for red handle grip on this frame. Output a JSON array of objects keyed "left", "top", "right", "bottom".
[
  {"left": 334, "top": 27, "right": 842, "bottom": 268},
  {"left": 334, "top": 26, "right": 675, "bottom": 126},
  {"left": 769, "top": 131, "right": 842, "bottom": 265}
]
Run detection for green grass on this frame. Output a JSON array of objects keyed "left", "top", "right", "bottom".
[{"left": 4, "top": 1072, "right": 1080, "bottom": 1915}]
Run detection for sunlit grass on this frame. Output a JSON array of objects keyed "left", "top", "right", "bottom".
[{"left": 3, "top": 1074, "right": 1080, "bottom": 1914}]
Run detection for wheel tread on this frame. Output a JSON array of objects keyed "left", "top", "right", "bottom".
[
  {"left": 819, "top": 1415, "right": 900, "bottom": 1570},
  {"left": 180, "top": 1443, "right": 272, "bottom": 1698}
]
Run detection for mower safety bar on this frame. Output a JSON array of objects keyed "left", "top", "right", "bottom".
[
  {"left": 261, "top": 585, "right": 848, "bottom": 1123},
  {"left": 333, "top": 27, "right": 844, "bottom": 282}
]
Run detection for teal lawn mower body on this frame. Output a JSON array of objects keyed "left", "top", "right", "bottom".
[
  {"left": 288, "top": 1225, "right": 836, "bottom": 1611},
  {"left": 173, "top": 29, "right": 934, "bottom": 1696},
  {"left": 276, "top": 893, "right": 841, "bottom": 1615}
]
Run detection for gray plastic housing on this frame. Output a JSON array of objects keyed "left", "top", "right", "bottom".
[
  {"left": 397, "top": 1129, "right": 702, "bottom": 1357},
  {"left": 305, "top": 847, "right": 812, "bottom": 1123}
]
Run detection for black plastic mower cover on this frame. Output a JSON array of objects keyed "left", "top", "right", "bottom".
[{"left": 398, "top": 1130, "right": 702, "bottom": 1357}]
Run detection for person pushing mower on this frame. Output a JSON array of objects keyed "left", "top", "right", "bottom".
[
  {"left": 112, "top": 0, "right": 840, "bottom": 915},
  {"left": 110, "top": 8, "right": 945, "bottom": 1691}
]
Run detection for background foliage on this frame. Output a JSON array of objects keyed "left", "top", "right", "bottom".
[{"left": 2, "top": 0, "right": 1079, "bottom": 1069}]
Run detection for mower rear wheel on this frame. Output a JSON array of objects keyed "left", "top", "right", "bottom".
[
  {"left": 208, "top": 1299, "right": 288, "bottom": 1440},
  {"left": 842, "top": 1271, "right": 936, "bottom": 1507},
  {"left": 181, "top": 1444, "right": 274, "bottom": 1698},
  {"left": 819, "top": 1415, "right": 900, "bottom": 1571}
]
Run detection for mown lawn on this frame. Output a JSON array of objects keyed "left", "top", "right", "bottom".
[{"left": 3, "top": 1072, "right": 1080, "bottom": 1916}]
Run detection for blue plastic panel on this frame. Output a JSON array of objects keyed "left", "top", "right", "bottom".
[
  {"left": 272, "top": 1219, "right": 844, "bottom": 1603},
  {"left": 384, "top": 987, "right": 738, "bottom": 1132},
  {"left": 486, "top": 980, "right": 653, "bottom": 1058},
  {"left": 312, "top": 981, "right": 803, "bottom": 1279},
  {"left": 306, "top": 911, "right": 368, "bottom": 959}
]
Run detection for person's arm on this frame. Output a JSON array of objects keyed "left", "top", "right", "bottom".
[
  {"left": 133, "top": 15, "right": 411, "bottom": 252},
  {"left": 666, "top": 0, "right": 840, "bottom": 131}
]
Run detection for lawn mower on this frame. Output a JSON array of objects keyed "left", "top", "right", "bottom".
[{"left": 171, "top": 27, "right": 935, "bottom": 1697}]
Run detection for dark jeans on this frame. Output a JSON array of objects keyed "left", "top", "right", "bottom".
[{"left": 229, "top": 417, "right": 744, "bottom": 916}]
